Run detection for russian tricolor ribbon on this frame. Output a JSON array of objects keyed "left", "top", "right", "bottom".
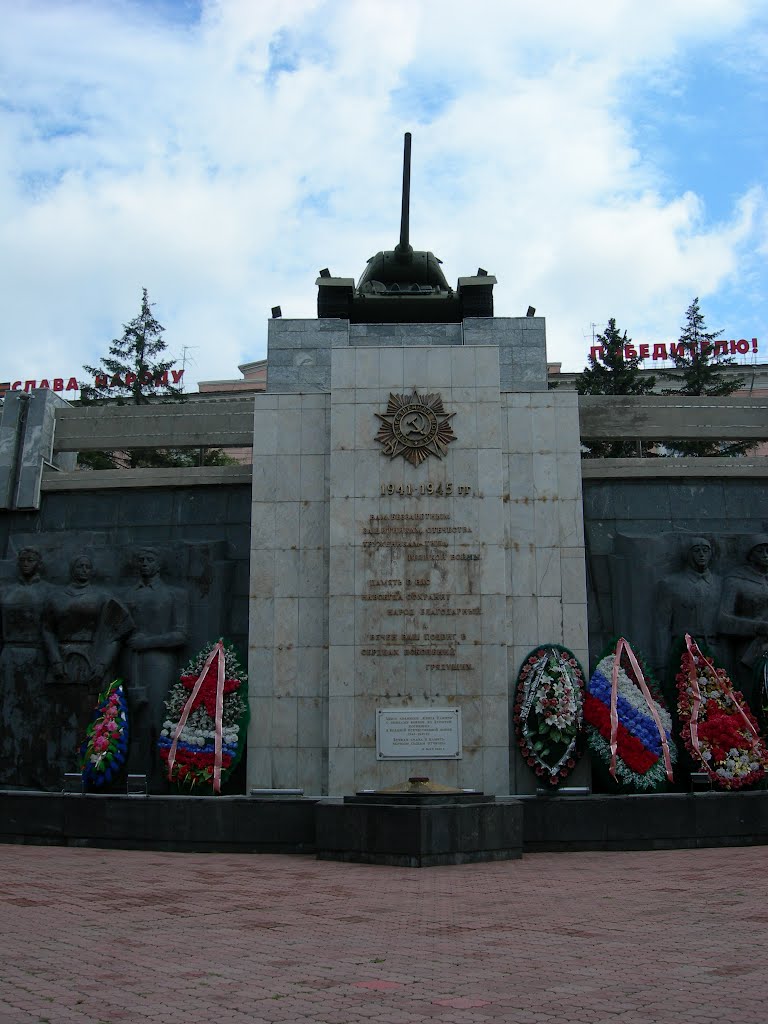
[
  {"left": 166, "top": 640, "right": 226, "bottom": 794},
  {"left": 610, "top": 637, "right": 673, "bottom": 783}
]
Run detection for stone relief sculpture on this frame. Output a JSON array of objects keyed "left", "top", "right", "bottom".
[
  {"left": 42, "top": 554, "right": 133, "bottom": 777},
  {"left": 123, "top": 547, "right": 189, "bottom": 783},
  {"left": 719, "top": 535, "right": 768, "bottom": 708},
  {"left": 655, "top": 537, "right": 722, "bottom": 681},
  {"left": 0, "top": 537, "right": 233, "bottom": 790},
  {"left": 0, "top": 548, "right": 53, "bottom": 788}
]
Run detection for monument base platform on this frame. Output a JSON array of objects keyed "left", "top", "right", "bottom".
[
  {"left": 0, "top": 791, "right": 317, "bottom": 854},
  {"left": 315, "top": 793, "right": 522, "bottom": 867},
  {"left": 515, "top": 790, "right": 768, "bottom": 852},
  {"left": 2, "top": 789, "right": 768, "bottom": 861}
]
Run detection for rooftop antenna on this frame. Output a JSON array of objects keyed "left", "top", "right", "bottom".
[
  {"left": 181, "top": 345, "right": 198, "bottom": 368},
  {"left": 180, "top": 345, "right": 198, "bottom": 387},
  {"left": 581, "top": 324, "right": 598, "bottom": 344}
]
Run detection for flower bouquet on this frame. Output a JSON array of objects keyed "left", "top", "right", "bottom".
[
  {"left": 514, "top": 645, "right": 586, "bottom": 785},
  {"left": 158, "top": 640, "right": 249, "bottom": 793},
  {"left": 80, "top": 679, "right": 129, "bottom": 788},
  {"left": 585, "top": 638, "right": 676, "bottom": 792},
  {"left": 676, "top": 634, "right": 767, "bottom": 790}
]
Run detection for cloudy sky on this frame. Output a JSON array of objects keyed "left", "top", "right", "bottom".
[{"left": 1, "top": 0, "right": 766, "bottom": 391}]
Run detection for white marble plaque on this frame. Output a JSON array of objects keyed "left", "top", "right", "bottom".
[{"left": 376, "top": 708, "right": 462, "bottom": 760}]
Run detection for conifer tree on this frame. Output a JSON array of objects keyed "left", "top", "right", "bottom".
[
  {"left": 660, "top": 298, "right": 751, "bottom": 456},
  {"left": 77, "top": 290, "right": 231, "bottom": 469},
  {"left": 575, "top": 318, "right": 656, "bottom": 458},
  {"left": 80, "top": 288, "right": 183, "bottom": 407}
]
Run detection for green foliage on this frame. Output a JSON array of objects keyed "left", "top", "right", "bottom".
[
  {"left": 660, "top": 298, "right": 751, "bottom": 457},
  {"left": 575, "top": 318, "right": 656, "bottom": 458},
  {"left": 80, "top": 288, "right": 182, "bottom": 407},
  {"left": 78, "top": 446, "right": 237, "bottom": 471},
  {"left": 77, "top": 289, "right": 233, "bottom": 469}
]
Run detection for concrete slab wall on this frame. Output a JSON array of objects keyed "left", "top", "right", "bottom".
[
  {"left": 248, "top": 393, "right": 331, "bottom": 794},
  {"left": 582, "top": 475, "right": 768, "bottom": 700}
]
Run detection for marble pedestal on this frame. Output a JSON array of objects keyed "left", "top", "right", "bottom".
[{"left": 248, "top": 319, "right": 588, "bottom": 796}]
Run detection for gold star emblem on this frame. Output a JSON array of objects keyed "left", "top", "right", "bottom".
[{"left": 374, "top": 391, "right": 457, "bottom": 466}]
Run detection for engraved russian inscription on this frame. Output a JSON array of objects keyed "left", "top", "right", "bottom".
[
  {"left": 359, "top": 505, "right": 481, "bottom": 675},
  {"left": 376, "top": 708, "right": 462, "bottom": 760}
]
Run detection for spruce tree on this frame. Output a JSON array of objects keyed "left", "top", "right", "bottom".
[
  {"left": 80, "top": 288, "right": 182, "bottom": 408},
  {"left": 660, "top": 298, "right": 751, "bottom": 456},
  {"left": 575, "top": 318, "right": 656, "bottom": 458},
  {"left": 77, "top": 290, "right": 231, "bottom": 469}
]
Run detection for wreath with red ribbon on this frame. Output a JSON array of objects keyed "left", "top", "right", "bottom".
[
  {"left": 158, "top": 639, "right": 249, "bottom": 793},
  {"left": 676, "top": 634, "right": 767, "bottom": 790}
]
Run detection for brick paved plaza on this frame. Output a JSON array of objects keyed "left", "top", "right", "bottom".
[{"left": 0, "top": 844, "right": 766, "bottom": 1024}]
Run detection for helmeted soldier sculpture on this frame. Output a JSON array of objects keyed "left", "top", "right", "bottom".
[
  {"left": 0, "top": 548, "right": 53, "bottom": 787},
  {"left": 719, "top": 534, "right": 768, "bottom": 709},
  {"left": 123, "top": 546, "right": 189, "bottom": 786},
  {"left": 655, "top": 537, "right": 722, "bottom": 689}
]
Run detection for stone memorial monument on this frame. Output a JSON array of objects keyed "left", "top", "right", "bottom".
[
  {"left": 42, "top": 552, "right": 133, "bottom": 779},
  {"left": 0, "top": 548, "right": 52, "bottom": 787},
  {"left": 719, "top": 534, "right": 768, "bottom": 705},
  {"left": 655, "top": 537, "right": 722, "bottom": 679},
  {"left": 123, "top": 546, "right": 189, "bottom": 784},
  {"left": 248, "top": 135, "right": 589, "bottom": 797},
  {"left": 0, "top": 535, "right": 237, "bottom": 791}
]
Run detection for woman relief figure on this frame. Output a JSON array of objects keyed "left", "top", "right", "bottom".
[{"left": 42, "top": 554, "right": 133, "bottom": 777}]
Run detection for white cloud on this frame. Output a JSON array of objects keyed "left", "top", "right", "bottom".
[{"left": 0, "top": 0, "right": 766, "bottom": 390}]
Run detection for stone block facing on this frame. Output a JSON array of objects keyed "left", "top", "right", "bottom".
[
  {"left": 464, "top": 318, "right": 547, "bottom": 392},
  {"left": 503, "top": 390, "right": 589, "bottom": 794},
  {"left": 248, "top": 393, "right": 330, "bottom": 794},
  {"left": 1, "top": 389, "right": 71, "bottom": 510},
  {"left": 327, "top": 344, "right": 510, "bottom": 796},
  {"left": 250, "top": 315, "right": 588, "bottom": 798},
  {"left": 315, "top": 795, "right": 523, "bottom": 866},
  {"left": 349, "top": 323, "right": 462, "bottom": 347},
  {"left": 266, "top": 319, "right": 350, "bottom": 393},
  {"left": 0, "top": 392, "right": 26, "bottom": 509}
]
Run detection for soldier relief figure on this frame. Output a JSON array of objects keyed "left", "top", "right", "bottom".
[
  {"left": 655, "top": 537, "right": 722, "bottom": 682},
  {"left": 123, "top": 547, "right": 189, "bottom": 783},
  {"left": 0, "top": 548, "right": 52, "bottom": 787},
  {"left": 0, "top": 542, "right": 197, "bottom": 789},
  {"left": 719, "top": 535, "right": 768, "bottom": 708}
]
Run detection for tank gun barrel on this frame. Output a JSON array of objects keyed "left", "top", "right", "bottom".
[
  {"left": 317, "top": 129, "right": 495, "bottom": 321},
  {"left": 396, "top": 132, "right": 413, "bottom": 260}
]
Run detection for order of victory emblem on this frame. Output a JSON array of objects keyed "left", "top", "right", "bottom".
[{"left": 374, "top": 391, "right": 457, "bottom": 467}]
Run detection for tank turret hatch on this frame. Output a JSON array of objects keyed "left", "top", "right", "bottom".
[{"left": 317, "top": 133, "right": 495, "bottom": 324}]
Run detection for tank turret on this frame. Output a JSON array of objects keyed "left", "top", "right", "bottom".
[{"left": 317, "top": 133, "right": 495, "bottom": 323}]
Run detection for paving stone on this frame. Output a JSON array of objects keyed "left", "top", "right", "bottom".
[{"left": 1, "top": 846, "right": 767, "bottom": 1023}]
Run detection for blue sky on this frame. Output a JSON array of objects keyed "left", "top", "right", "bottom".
[{"left": 1, "top": 0, "right": 766, "bottom": 390}]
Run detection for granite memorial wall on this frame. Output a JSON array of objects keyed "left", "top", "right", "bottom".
[
  {"left": 1, "top": 318, "right": 766, "bottom": 799},
  {"left": 583, "top": 478, "right": 768, "bottom": 703},
  {"left": 0, "top": 484, "right": 249, "bottom": 790}
]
